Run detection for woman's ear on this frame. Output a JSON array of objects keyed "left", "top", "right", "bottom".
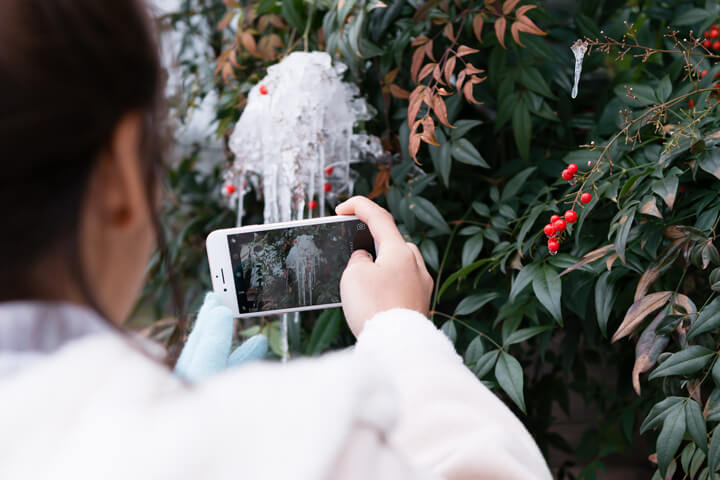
[{"left": 96, "top": 112, "right": 149, "bottom": 229}]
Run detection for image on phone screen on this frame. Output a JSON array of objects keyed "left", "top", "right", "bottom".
[{"left": 227, "top": 219, "right": 375, "bottom": 314}]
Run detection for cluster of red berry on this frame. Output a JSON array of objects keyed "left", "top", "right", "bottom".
[
  {"left": 702, "top": 25, "right": 720, "bottom": 50},
  {"left": 542, "top": 163, "right": 593, "bottom": 254}
]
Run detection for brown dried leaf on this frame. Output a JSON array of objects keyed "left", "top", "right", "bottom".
[
  {"left": 221, "top": 62, "right": 235, "bottom": 85},
  {"left": 389, "top": 84, "right": 411, "bottom": 99},
  {"left": 408, "top": 86, "right": 425, "bottom": 127},
  {"left": 510, "top": 21, "right": 525, "bottom": 47},
  {"left": 606, "top": 253, "right": 619, "bottom": 271},
  {"left": 664, "top": 225, "right": 687, "bottom": 240},
  {"left": 432, "top": 63, "right": 444, "bottom": 84},
  {"left": 456, "top": 70, "right": 467, "bottom": 92},
  {"left": 612, "top": 291, "right": 673, "bottom": 343},
  {"left": 421, "top": 116, "right": 439, "bottom": 146},
  {"left": 639, "top": 196, "right": 662, "bottom": 218},
  {"left": 558, "top": 244, "right": 616, "bottom": 277},
  {"left": 464, "top": 63, "right": 485, "bottom": 75},
  {"left": 632, "top": 311, "right": 670, "bottom": 395},
  {"left": 515, "top": 4, "right": 537, "bottom": 15},
  {"left": 368, "top": 166, "right": 391, "bottom": 199},
  {"left": 418, "top": 62, "right": 437, "bottom": 82},
  {"left": 473, "top": 14, "right": 485, "bottom": 42},
  {"left": 444, "top": 56, "right": 456, "bottom": 85},
  {"left": 411, "top": 35, "right": 430, "bottom": 47},
  {"left": 240, "top": 31, "right": 261, "bottom": 58},
  {"left": 424, "top": 39, "right": 436, "bottom": 61},
  {"left": 443, "top": 22, "right": 455, "bottom": 42},
  {"left": 411, "top": 47, "right": 426, "bottom": 84},
  {"left": 384, "top": 67, "right": 399, "bottom": 85},
  {"left": 437, "top": 87, "right": 453, "bottom": 96},
  {"left": 432, "top": 95, "right": 454, "bottom": 128},
  {"left": 456, "top": 45, "right": 480, "bottom": 57},
  {"left": 217, "top": 10, "right": 235, "bottom": 31},
  {"left": 516, "top": 15, "right": 546, "bottom": 36},
  {"left": 634, "top": 239, "right": 683, "bottom": 301},
  {"left": 495, "top": 16, "right": 507, "bottom": 49},
  {"left": 409, "top": 132, "right": 422, "bottom": 163},
  {"left": 463, "top": 81, "right": 482, "bottom": 105},
  {"left": 502, "top": 0, "right": 521, "bottom": 15},
  {"left": 269, "top": 15, "right": 286, "bottom": 29}
]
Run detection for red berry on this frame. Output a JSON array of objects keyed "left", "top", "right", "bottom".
[
  {"left": 712, "top": 29, "right": 719, "bottom": 39},
  {"left": 715, "top": 83, "right": 720, "bottom": 90},
  {"left": 225, "top": 184, "right": 236, "bottom": 195},
  {"left": 324, "top": 166, "right": 334, "bottom": 175},
  {"left": 561, "top": 169, "right": 574, "bottom": 181},
  {"left": 543, "top": 224, "right": 556, "bottom": 237},
  {"left": 324, "top": 182, "right": 332, "bottom": 193},
  {"left": 713, "top": 41, "right": 720, "bottom": 50},
  {"left": 259, "top": 85, "right": 268, "bottom": 95},
  {"left": 567, "top": 163, "right": 578, "bottom": 175},
  {"left": 702, "top": 70, "right": 708, "bottom": 78},
  {"left": 580, "top": 192, "right": 592, "bottom": 204},
  {"left": 706, "top": 30, "right": 712, "bottom": 38},
  {"left": 309, "top": 200, "right": 318, "bottom": 209},
  {"left": 713, "top": 25, "right": 719, "bottom": 31},
  {"left": 689, "top": 99, "right": 695, "bottom": 108},
  {"left": 704, "top": 39, "right": 713, "bottom": 49},
  {"left": 550, "top": 214, "right": 560, "bottom": 223},
  {"left": 553, "top": 219, "right": 567, "bottom": 232},
  {"left": 547, "top": 239, "right": 560, "bottom": 253},
  {"left": 564, "top": 210, "right": 578, "bottom": 223},
  {"left": 716, "top": 73, "right": 719, "bottom": 80}
]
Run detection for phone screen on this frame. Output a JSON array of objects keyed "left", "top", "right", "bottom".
[{"left": 227, "top": 219, "right": 375, "bottom": 314}]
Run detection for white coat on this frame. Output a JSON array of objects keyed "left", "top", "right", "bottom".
[{"left": 0, "top": 302, "right": 553, "bottom": 480}]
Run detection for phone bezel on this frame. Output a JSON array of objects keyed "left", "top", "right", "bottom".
[{"left": 206, "top": 215, "right": 370, "bottom": 318}]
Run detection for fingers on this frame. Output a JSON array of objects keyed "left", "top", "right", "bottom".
[
  {"left": 406, "top": 242, "right": 427, "bottom": 273},
  {"left": 227, "top": 335, "right": 268, "bottom": 367},
  {"left": 346, "top": 248, "right": 375, "bottom": 268},
  {"left": 336, "top": 196, "right": 405, "bottom": 253}
]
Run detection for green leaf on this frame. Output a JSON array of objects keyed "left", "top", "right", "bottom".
[
  {"left": 472, "top": 201, "right": 490, "bottom": 217},
  {"left": 451, "top": 119, "right": 483, "bottom": 140},
  {"left": 532, "top": 264, "right": 562, "bottom": 324},
  {"left": 512, "top": 100, "right": 532, "bottom": 162},
  {"left": 440, "top": 320, "right": 457, "bottom": 344},
  {"left": 504, "top": 325, "right": 554, "bottom": 346},
  {"left": 656, "top": 75, "right": 672, "bottom": 103},
  {"left": 305, "top": 309, "right": 342, "bottom": 355},
  {"left": 657, "top": 403, "right": 686, "bottom": 477},
  {"left": 713, "top": 357, "right": 720, "bottom": 388},
  {"left": 699, "top": 148, "right": 720, "bottom": 181},
  {"left": 709, "top": 428, "right": 720, "bottom": 476},
  {"left": 648, "top": 346, "right": 714, "bottom": 380},
  {"left": 595, "top": 271, "right": 616, "bottom": 337},
  {"left": 409, "top": 196, "right": 450, "bottom": 233},
  {"left": 510, "top": 263, "right": 541, "bottom": 301},
  {"left": 420, "top": 238, "right": 440, "bottom": 271},
  {"left": 281, "top": 0, "right": 306, "bottom": 31},
  {"left": 451, "top": 139, "right": 489, "bottom": 167},
  {"left": 516, "top": 204, "right": 544, "bottom": 252},
  {"left": 495, "top": 351, "right": 526, "bottom": 413},
  {"left": 681, "top": 443, "right": 697, "bottom": 474},
  {"left": 518, "top": 67, "right": 556, "bottom": 99},
  {"left": 688, "top": 297, "right": 720, "bottom": 340},
  {"left": 686, "top": 400, "right": 708, "bottom": 453},
  {"left": 614, "top": 84, "right": 657, "bottom": 106},
  {"left": 501, "top": 167, "right": 537, "bottom": 203},
  {"left": 473, "top": 350, "right": 499, "bottom": 379},
  {"left": 455, "top": 292, "right": 500, "bottom": 316},
  {"left": 428, "top": 130, "right": 452, "bottom": 187},
  {"left": 465, "top": 336, "right": 485, "bottom": 364},
  {"left": 614, "top": 207, "right": 636, "bottom": 264},
  {"left": 461, "top": 233, "right": 484, "bottom": 267},
  {"left": 640, "top": 396, "right": 686, "bottom": 433},
  {"left": 674, "top": 8, "right": 710, "bottom": 26}
]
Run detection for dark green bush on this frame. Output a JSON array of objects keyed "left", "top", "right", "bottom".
[{"left": 143, "top": 0, "right": 720, "bottom": 477}]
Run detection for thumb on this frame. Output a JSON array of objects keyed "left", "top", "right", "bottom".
[{"left": 346, "top": 249, "right": 374, "bottom": 267}]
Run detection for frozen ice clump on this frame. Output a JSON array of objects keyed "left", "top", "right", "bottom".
[
  {"left": 227, "top": 51, "right": 383, "bottom": 224},
  {"left": 285, "top": 235, "right": 323, "bottom": 306},
  {"left": 570, "top": 40, "right": 588, "bottom": 99}
]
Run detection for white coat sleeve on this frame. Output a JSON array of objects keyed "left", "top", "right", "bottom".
[{"left": 353, "top": 309, "right": 553, "bottom": 480}]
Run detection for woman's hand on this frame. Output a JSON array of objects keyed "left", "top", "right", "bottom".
[{"left": 336, "top": 197, "right": 433, "bottom": 337}]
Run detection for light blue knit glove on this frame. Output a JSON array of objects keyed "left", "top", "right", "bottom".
[{"left": 175, "top": 292, "right": 268, "bottom": 382}]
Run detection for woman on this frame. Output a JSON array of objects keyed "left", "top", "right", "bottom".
[{"left": 0, "top": 0, "right": 553, "bottom": 479}]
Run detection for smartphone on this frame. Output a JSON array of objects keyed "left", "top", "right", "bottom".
[{"left": 206, "top": 216, "right": 376, "bottom": 318}]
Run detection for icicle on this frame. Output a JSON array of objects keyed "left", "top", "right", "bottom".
[{"left": 570, "top": 40, "right": 588, "bottom": 99}]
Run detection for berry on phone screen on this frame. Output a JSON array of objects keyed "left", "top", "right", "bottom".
[
  {"left": 325, "top": 166, "right": 334, "bottom": 175},
  {"left": 324, "top": 182, "right": 332, "bottom": 193},
  {"left": 259, "top": 85, "right": 268, "bottom": 95},
  {"left": 225, "top": 184, "right": 236, "bottom": 195},
  {"left": 309, "top": 200, "right": 318, "bottom": 209}
]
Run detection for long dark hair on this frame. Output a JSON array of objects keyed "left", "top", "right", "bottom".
[{"left": 0, "top": 0, "right": 186, "bottom": 363}]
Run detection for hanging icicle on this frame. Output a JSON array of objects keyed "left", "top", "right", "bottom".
[{"left": 570, "top": 39, "right": 588, "bottom": 99}]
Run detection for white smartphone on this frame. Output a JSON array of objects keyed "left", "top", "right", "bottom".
[{"left": 206, "top": 216, "right": 377, "bottom": 317}]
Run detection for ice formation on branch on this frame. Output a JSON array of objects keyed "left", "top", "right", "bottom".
[
  {"left": 570, "top": 40, "right": 588, "bottom": 99},
  {"left": 226, "top": 51, "right": 383, "bottom": 225},
  {"left": 285, "top": 235, "right": 323, "bottom": 306}
]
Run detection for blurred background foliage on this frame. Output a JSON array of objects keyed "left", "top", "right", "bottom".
[{"left": 139, "top": 0, "right": 720, "bottom": 477}]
